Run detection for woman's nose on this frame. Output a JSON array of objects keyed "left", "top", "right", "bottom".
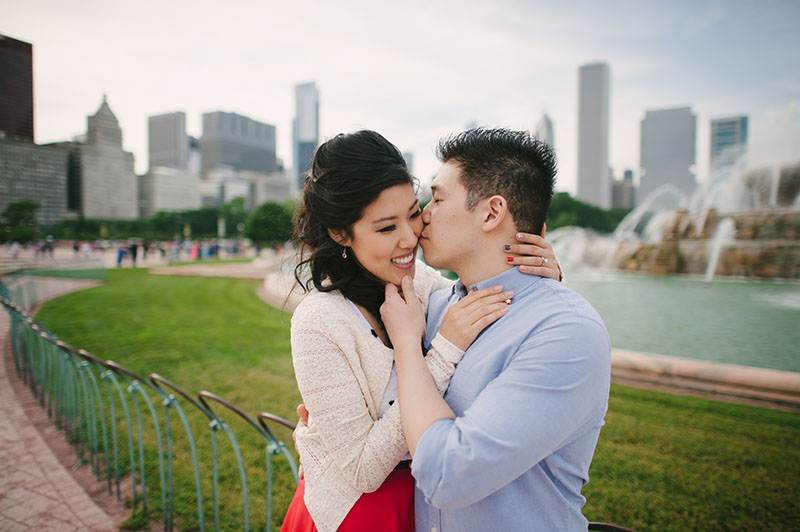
[{"left": 400, "top": 223, "right": 418, "bottom": 248}]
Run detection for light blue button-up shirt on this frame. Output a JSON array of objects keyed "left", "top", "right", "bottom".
[{"left": 413, "top": 267, "right": 611, "bottom": 532}]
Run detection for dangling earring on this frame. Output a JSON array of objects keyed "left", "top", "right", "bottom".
[{"left": 342, "top": 247, "right": 348, "bottom": 259}]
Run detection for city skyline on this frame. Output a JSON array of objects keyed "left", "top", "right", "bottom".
[{"left": 2, "top": 0, "right": 798, "bottom": 195}]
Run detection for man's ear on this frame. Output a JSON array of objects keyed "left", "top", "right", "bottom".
[
  {"left": 327, "top": 228, "right": 351, "bottom": 247},
  {"left": 541, "top": 221, "right": 547, "bottom": 238},
  {"left": 481, "top": 195, "right": 508, "bottom": 233}
]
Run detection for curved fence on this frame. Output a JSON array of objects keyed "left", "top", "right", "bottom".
[{"left": 0, "top": 272, "right": 298, "bottom": 531}]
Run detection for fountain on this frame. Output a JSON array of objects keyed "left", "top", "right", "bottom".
[{"left": 550, "top": 159, "right": 800, "bottom": 280}]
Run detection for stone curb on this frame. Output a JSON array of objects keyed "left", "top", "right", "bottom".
[{"left": 611, "top": 349, "right": 800, "bottom": 408}]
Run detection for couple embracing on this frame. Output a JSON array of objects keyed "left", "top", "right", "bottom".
[{"left": 281, "top": 128, "right": 611, "bottom": 532}]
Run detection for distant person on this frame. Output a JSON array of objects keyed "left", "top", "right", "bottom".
[
  {"left": 116, "top": 244, "right": 126, "bottom": 268},
  {"left": 43, "top": 236, "right": 55, "bottom": 259},
  {"left": 381, "top": 128, "right": 611, "bottom": 532},
  {"left": 10, "top": 241, "right": 20, "bottom": 260},
  {"left": 128, "top": 240, "right": 138, "bottom": 267},
  {"left": 281, "top": 130, "right": 562, "bottom": 532}
]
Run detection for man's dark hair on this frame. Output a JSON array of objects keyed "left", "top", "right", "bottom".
[{"left": 436, "top": 127, "right": 557, "bottom": 234}]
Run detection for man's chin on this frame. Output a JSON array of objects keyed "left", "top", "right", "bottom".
[{"left": 419, "top": 240, "right": 444, "bottom": 269}]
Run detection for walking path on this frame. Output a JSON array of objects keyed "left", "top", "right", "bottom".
[{"left": 0, "top": 280, "right": 123, "bottom": 532}]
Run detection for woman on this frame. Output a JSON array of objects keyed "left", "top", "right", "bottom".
[{"left": 282, "top": 130, "right": 561, "bottom": 532}]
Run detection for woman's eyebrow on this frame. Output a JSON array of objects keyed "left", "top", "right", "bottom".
[
  {"left": 371, "top": 199, "right": 419, "bottom": 224},
  {"left": 371, "top": 214, "right": 398, "bottom": 224}
]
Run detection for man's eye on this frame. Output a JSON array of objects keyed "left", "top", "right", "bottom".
[
  {"left": 410, "top": 209, "right": 422, "bottom": 219},
  {"left": 378, "top": 225, "right": 396, "bottom": 233}
]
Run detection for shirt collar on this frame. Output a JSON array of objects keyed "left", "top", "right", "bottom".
[{"left": 451, "top": 266, "right": 542, "bottom": 299}]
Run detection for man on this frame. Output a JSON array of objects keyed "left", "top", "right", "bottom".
[{"left": 382, "top": 127, "right": 611, "bottom": 531}]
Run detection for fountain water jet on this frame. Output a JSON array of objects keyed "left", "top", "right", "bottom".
[
  {"left": 613, "top": 184, "right": 688, "bottom": 242},
  {"left": 704, "top": 218, "right": 736, "bottom": 283}
]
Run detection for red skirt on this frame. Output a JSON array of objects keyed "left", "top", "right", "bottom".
[{"left": 281, "top": 465, "right": 415, "bottom": 532}]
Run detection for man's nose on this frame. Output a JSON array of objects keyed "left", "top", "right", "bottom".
[{"left": 422, "top": 203, "right": 432, "bottom": 224}]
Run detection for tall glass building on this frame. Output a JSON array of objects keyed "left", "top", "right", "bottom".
[
  {"left": 148, "top": 111, "right": 189, "bottom": 170},
  {"left": 201, "top": 111, "right": 277, "bottom": 176},
  {"left": 576, "top": 63, "right": 611, "bottom": 209},
  {"left": 710, "top": 115, "right": 748, "bottom": 169},
  {"left": 293, "top": 82, "right": 319, "bottom": 191},
  {"left": 0, "top": 34, "right": 33, "bottom": 141},
  {"left": 638, "top": 107, "right": 697, "bottom": 206}
]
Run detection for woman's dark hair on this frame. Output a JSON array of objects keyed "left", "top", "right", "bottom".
[{"left": 294, "top": 130, "right": 418, "bottom": 322}]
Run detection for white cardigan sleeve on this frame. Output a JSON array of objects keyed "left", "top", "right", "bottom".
[{"left": 292, "top": 303, "right": 463, "bottom": 494}]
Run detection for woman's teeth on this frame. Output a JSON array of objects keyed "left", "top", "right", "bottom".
[{"left": 391, "top": 253, "right": 413, "bottom": 265}]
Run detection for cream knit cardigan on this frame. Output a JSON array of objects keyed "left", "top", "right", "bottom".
[{"left": 291, "top": 261, "right": 462, "bottom": 532}]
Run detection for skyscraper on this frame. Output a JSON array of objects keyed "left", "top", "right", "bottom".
[
  {"left": 611, "top": 169, "right": 635, "bottom": 209},
  {"left": 710, "top": 115, "right": 748, "bottom": 169},
  {"left": 0, "top": 139, "right": 70, "bottom": 225},
  {"left": 0, "top": 34, "right": 34, "bottom": 141},
  {"left": 402, "top": 152, "right": 414, "bottom": 174},
  {"left": 293, "top": 81, "right": 319, "bottom": 190},
  {"left": 149, "top": 111, "right": 189, "bottom": 170},
  {"left": 201, "top": 111, "right": 277, "bottom": 176},
  {"left": 80, "top": 96, "right": 139, "bottom": 219},
  {"left": 534, "top": 113, "right": 554, "bottom": 148},
  {"left": 138, "top": 167, "right": 200, "bottom": 218},
  {"left": 639, "top": 107, "right": 697, "bottom": 206},
  {"left": 576, "top": 63, "right": 611, "bottom": 209}
]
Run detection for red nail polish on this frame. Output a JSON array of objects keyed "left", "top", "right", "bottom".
[{"left": 506, "top": 256, "right": 514, "bottom": 263}]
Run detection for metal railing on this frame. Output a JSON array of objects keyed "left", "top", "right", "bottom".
[{"left": 1, "top": 273, "right": 298, "bottom": 531}]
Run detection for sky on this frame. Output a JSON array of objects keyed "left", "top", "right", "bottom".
[{"left": 2, "top": 0, "right": 799, "bottom": 194}]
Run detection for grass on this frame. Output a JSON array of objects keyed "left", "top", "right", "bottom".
[{"left": 33, "top": 268, "right": 800, "bottom": 531}]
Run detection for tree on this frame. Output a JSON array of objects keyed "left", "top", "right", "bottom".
[
  {"left": 246, "top": 202, "right": 295, "bottom": 246},
  {"left": 1, "top": 200, "right": 40, "bottom": 243},
  {"left": 221, "top": 197, "right": 248, "bottom": 237},
  {"left": 546, "top": 193, "right": 630, "bottom": 234},
  {"left": 183, "top": 207, "right": 220, "bottom": 237}
]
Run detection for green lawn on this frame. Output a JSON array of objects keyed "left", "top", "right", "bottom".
[{"left": 34, "top": 269, "right": 800, "bottom": 531}]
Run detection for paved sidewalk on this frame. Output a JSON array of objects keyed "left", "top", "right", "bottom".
[{"left": 0, "top": 282, "right": 119, "bottom": 531}]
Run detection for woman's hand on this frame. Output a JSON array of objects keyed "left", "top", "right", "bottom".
[
  {"left": 293, "top": 404, "right": 308, "bottom": 479},
  {"left": 439, "top": 285, "right": 513, "bottom": 351},
  {"left": 504, "top": 232, "right": 563, "bottom": 281},
  {"left": 381, "top": 276, "right": 426, "bottom": 352}
]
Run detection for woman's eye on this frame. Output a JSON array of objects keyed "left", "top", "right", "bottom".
[
  {"left": 378, "top": 225, "right": 396, "bottom": 233},
  {"left": 410, "top": 209, "right": 422, "bottom": 219}
]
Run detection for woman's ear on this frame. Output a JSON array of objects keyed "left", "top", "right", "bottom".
[
  {"left": 327, "top": 228, "right": 351, "bottom": 247},
  {"left": 481, "top": 195, "right": 508, "bottom": 232}
]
